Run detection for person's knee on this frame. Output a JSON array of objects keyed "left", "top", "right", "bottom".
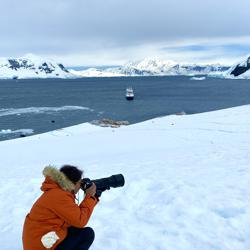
[{"left": 84, "top": 227, "right": 95, "bottom": 242}]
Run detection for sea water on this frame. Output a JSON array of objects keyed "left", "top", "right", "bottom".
[{"left": 0, "top": 76, "right": 249, "bottom": 141}]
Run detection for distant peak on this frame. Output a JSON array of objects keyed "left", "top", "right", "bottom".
[{"left": 125, "top": 58, "right": 177, "bottom": 69}]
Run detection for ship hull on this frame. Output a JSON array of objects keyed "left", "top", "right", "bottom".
[{"left": 126, "top": 96, "right": 134, "bottom": 100}]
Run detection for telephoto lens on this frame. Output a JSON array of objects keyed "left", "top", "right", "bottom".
[
  {"left": 81, "top": 174, "right": 125, "bottom": 197},
  {"left": 92, "top": 174, "right": 125, "bottom": 190}
]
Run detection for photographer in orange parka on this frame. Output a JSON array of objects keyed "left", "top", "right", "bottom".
[{"left": 22, "top": 165, "right": 98, "bottom": 250}]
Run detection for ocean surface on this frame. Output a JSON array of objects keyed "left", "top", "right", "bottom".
[{"left": 0, "top": 76, "right": 250, "bottom": 141}]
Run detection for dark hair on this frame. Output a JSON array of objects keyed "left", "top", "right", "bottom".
[{"left": 60, "top": 165, "right": 83, "bottom": 184}]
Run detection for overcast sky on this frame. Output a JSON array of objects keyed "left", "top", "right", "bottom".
[{"left": 0, "top": 0, "right": 250, "bottom": 66}]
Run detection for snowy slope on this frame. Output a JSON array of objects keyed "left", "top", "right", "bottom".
[
  {"left": 69, "top": 68, "right": 124, "bottom": 77},
  {"left": 223, "top": 55, "right": 250, "bottom": 79},
  {"left": 0, "top": 106, "right": 250, "bottom": 250},
  {"left": 119, "top": 58, "right": 229, "bottom": 76},
  {"left": 71, "top": 58, "right": 229, "bottom": 77},
  {"left": 0, "top": 54, "right": 76, "bottom": 79}
]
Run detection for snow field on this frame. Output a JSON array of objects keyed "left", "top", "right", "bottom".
[{"left": 0, "top": 105, "right": 250, "bottom": 249}]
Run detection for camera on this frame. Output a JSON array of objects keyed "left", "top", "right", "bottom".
[{"left": 81, "top": 174, "right": 125, "bottom": 198}]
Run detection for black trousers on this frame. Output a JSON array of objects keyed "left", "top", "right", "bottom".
[{"left": 55, "top": 227, "right": 95, "bottom": 250}]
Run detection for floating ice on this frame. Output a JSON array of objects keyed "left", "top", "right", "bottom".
[{"left": 0, "top": 106, "right": 93, "bottom": 117}]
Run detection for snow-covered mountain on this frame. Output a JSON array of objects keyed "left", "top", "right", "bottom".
[
  {"left": 119, "top": 58, "right": 230, "bottom": 76},
  {"left": 223, "top": 55, "right": 250, "bottom": 79},
  {"left": 70, "top": 58, "right": 230, "bottom": 77},
  {"left": 0, "top": 54, "right": 76, "bottom": 79}
]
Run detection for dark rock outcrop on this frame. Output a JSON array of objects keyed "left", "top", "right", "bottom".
[{"left": 58, "top": 64, "right": 69, "bottom": 73}]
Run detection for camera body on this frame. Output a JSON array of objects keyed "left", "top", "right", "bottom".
[{"left": 81, "top": 174, "right": 125, "bottom": 198}]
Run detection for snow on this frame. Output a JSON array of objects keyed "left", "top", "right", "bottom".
[
  {"left": 0, "top": 105, "right": 250, "bottom": 250},
  {"left": 190, "top": 76, "right": 206, "bottom": 81},
  {"left": 0, "top": 129, "right": 33, "bottom": 136},
  {"left": 0, "top": 54, "right": 77, "bottom": 79},
  {"left": 0, "top": 55, "right": 231, "bottom": 79},
  {"left": 69, "top": 68, "right": 125, "bottom": 77},
  {"left": 124, "top": 58, "right": 177, "bottom": 74},
  {"left": 70, "top": 58, "right": 229, "bottom": 77},
  {"left": 220, "top": 55, "right": 250, "bottom": 79}
]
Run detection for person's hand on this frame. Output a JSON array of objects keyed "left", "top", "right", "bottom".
[{"left": 85, "top": 183, "right": 96, "bottom": 197}]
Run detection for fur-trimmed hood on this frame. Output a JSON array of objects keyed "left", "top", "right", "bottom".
[{"left": 42, "top": 166, "right": 75, "bottom": 192}]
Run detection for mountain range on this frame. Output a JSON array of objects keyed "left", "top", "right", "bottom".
[
  {"left": 0, "top": 54, "right": 250, "bottom": 79},
  {"left": 70, "top": 58, "right": 230, "bottom": 77}
]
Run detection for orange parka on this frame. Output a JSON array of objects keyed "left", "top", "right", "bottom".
[{"left": 22, "top": 166, "right": 98, "bottom": 250}]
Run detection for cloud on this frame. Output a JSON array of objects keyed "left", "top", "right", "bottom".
[{"left": 0, "top": 0, "right": 249, "bottom": 65}]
